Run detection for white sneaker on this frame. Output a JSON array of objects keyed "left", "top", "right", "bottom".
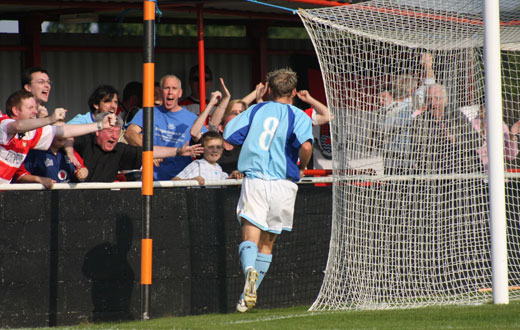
[
  {"left": 242, "top": 268, "right": 258, "bottom": 309},
  {"left": 236, "top": 298, "right": 249, "bottom": 313}
]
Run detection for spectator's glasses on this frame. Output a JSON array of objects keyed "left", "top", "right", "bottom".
[
  {"left": 206, "top": 145, "right": 223, "bottom": 151},
  {"left": 32, "top": 79, "right": 53, "bottom": 86}
]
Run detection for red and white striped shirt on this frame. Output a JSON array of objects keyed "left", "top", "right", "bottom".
[{"left": 0, "top": 115, "right": 55, "bottom": 183}]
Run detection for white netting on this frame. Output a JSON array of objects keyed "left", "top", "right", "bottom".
[{"left": 299, "top": 0, "right": 520, "bottom": 310}]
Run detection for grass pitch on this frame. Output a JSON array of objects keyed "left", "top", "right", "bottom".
[{"left": 45, "top": 301, "right": 520, "bottom": 330}]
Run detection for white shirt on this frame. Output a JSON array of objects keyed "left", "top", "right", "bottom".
[{"left": 176, "top": 158, "right": 229, "bottom": 181}]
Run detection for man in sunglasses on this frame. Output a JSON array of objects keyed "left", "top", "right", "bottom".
[{"left": 179, "top": 65, "right": 213, "bottom": 115}]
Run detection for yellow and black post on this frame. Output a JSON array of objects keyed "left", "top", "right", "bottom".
[{"left": 141, "top": 0, "right": 155, "bottom": 321}]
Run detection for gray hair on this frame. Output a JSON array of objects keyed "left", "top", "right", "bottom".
[
  {"left": 94, "top": 112, "right": 124, "bottom": 128},
  {"left": 160, "top": 74, "right": 181, "bottom": 89}
]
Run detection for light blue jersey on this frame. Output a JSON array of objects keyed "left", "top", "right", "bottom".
[
  {"left": 223, "top": 101, "right": 312, "bottom": 182},
  {"left": 67, "top": 112, "right": 94, "bottom": 125}
]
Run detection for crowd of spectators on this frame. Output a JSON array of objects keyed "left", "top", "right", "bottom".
[
  {"left": 373, "top": 52, "right": 520, "bottom": 175},
  {"left": 13, "top": 54, "right": 517, "bottom": 188},
  {"left": 0, "top": 64, "right": 329, "bottom": 188}
]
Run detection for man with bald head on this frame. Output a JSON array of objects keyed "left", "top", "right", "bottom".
[
  {"left": 414, "top": 83, "right": 483, "bottom": 173},
  {"left": 425, "top": 83, "right": 448, "bottom": 121},
  {"left": 124, "top": 74, "right": 207, "bottom": 180}
]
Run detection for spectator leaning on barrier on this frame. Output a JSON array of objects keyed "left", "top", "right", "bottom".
[
  {"left": 0, "top": 90, "right": 116, "bottom": 185},
  {"left": 15, "top": 120, "right": 88, "bottom": 189},
  {"left": 75, "top": 113, "right": 203, "bottom": 182}
]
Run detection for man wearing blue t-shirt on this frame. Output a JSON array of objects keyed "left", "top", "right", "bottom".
[
  {"left": 125, "top": 74, "right": 206, "bottom": 180},
  {"left": 223, "top": 68, "right": 313, "bottom": 313}
]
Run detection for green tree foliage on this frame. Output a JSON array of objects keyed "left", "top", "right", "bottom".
[
  {"left": 44, "top": 22, "right": 95, "bottom": 33},
  {"left": 43, "top": 21, "right": 246, "bottom": 37},
  {"left": 268, "top": 27, "right": 309, "bottom": 39},
  {"left": 98, "top": 23, "right": 142, "bottom": 36}
]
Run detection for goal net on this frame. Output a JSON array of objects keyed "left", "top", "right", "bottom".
[{"left": 299, "top": 0, "right": 520, "bottom": 310}]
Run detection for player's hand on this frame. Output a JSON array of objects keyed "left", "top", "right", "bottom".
[
  {"left": 193, "top": 176, "right": 205, "bottom": 186},
  {"left": 229, "top": 170, "right": 244, "bottom": 179},
  {"left": 74, "top": 167, "right": 89, "bottom": 181},
  {"left": 179, "top": 142, "right": 204, "bottom": 157},
  {"left": 37, "top": 105, "right": 48, "bottom": 118},
  {"left": 50, "top": 108, "right": 67, "bottom": 123},
  {"left": 153, "top": 158, "right": 163, "bottom": 167}
]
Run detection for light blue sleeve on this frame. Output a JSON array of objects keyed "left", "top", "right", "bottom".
[
  {"left": 222, "top": 109, "right": 253, "bottom": 146},
  {"left": 127, "top": 109, "right": 144, "bottom": 128},
  {"left": 67, "top": 113, "right": 93, "bottom": 125}
]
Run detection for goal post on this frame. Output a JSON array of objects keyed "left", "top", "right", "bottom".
[
  {"left": 298, "top": 0, "right": 520, "bottom": 310},
  {"left": 484, "top": 0, "right": 508, "bottom": 305}
]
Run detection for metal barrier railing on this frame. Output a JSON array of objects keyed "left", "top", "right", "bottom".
[{"left": 0, "top": 173, "right": 334, "bottom": 191}]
